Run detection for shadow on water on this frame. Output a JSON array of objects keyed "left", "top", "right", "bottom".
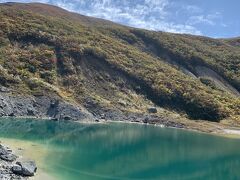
[{"left": 0, "top": 118, "right": 240, "bottom": 180}]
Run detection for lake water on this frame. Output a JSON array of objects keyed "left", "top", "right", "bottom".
[{"left": 0, "top": 118, "right": 240, "bottom": 180}]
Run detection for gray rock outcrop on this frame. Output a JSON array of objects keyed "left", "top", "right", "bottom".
[{"left": 0, "top": 88, "right": 93, "bottom": 121}]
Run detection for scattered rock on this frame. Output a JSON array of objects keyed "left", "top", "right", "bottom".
[
  {"left": 0, "top": 145, "right": 8, "bottom": 155},
  {"left": 27, "top": 108, "right": 35, "bottom": 116},
  {"left": 51, "top": 117, "right": 59, "bottom": 121},
  {"left": 0, "top": 145, "right": 16, "bottom": 163},
  {"left": 0, "top": 86, "right": 10, "bottom": 93},
  {"left": 0, "top": 174, "right": 10, "bottom": 180},
  {"left": 100, "top": 114, "right": 105, "bottom": 119},
  {"left": 143, "top": 117, "right": 149, "bottom": 123},
  {"left": 0, "top": 153, "right": 17, "bottom": 162},
  {"left": 135, "top": 119, "right": 141, "bottom": 123},
  {"left": 0, "top": 144, "right": 37, "bottom": 179},
  {"left": 6, "top": 147, "right": 12, "bottom": 152},
  {"left": 8, "top": 112, "right": 15, "bottom": 117}
]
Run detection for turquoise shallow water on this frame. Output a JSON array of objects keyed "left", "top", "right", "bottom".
[{"left": 0, "top": 118, "right": 240, "bottom": 180}]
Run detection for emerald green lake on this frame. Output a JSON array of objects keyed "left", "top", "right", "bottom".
[{"left": 0, "top": 118, "right": 240, "bottom": 180}]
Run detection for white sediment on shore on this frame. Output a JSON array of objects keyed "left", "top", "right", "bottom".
[{"left": 223, "top": 129, "right": 240, "bottom": 135}]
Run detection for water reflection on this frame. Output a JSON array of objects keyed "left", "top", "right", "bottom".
[{"left": 0, "top": 118, "right": 239, "bottom": 180}]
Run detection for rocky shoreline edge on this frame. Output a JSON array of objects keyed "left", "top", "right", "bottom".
[
  {"left": 0, "top": 143, "right": 37, "bottom": 180},
  {"left": 2, "top": 109, "right": 240, "bottom": 139}
]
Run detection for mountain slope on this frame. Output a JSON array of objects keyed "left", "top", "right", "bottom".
[{"left": 0, "top": 3, "right": 239, "bottom": 125}]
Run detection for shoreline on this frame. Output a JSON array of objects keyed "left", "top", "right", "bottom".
[
  {"left": 49, "top": 117, "right": 240, "bottom": 139},
  {"left": 104, "top": 119, "right": 240, "bottom": 139},
  {"left": 0, "top": 138, "right": 57, "bottom": 180},
  {"left": 0, "top": 139, "right": 38, "bottom": 179},
  {"left": 1, "top": 115, "right": 240, "bottom": 139}
]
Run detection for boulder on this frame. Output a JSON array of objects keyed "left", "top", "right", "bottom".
[
  {"left": 8, "top": 112, "right": 15, "bottom": 117},
  {"left": 143, "top": 117, "right": 149, "bottom": 123},
  {"left": 16, "top": 161, "right": 37, "bottom": 176},
  {"left": 148, "top": 107, "right": 157, "bottom": 113},
  {"left": 12, "top": 164, "right": 22, "bottom": 175},
  {"left": 63, "top": 115, "right": 71, "bottom": 121}
]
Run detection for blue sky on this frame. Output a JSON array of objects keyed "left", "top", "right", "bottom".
[{"left": 0, "top": 0, "right": 239, "bottom": 38}]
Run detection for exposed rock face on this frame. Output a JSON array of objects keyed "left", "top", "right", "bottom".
[
  {"left": 0, "top": 90, "right": 93, "bottom": 121},
  {"left": 195, "top": 66, "right": 240, "bottom": 97}
]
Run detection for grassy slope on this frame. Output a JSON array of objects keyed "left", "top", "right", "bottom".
[{"left": 0, "top": 3, "right": 239, "bottom": 123}]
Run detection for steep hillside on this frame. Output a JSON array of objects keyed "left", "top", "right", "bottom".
[{"left": 0, "top": 3, "right": 239, "bottom": 126}]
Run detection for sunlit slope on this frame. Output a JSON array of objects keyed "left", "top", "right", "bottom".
[{"left": 0, "top": 3, "right": 239, "bottom": 122}]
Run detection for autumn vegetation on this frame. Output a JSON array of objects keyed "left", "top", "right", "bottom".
[{"left": 0, "top": 3, "right": 239, "bottom": 123}]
